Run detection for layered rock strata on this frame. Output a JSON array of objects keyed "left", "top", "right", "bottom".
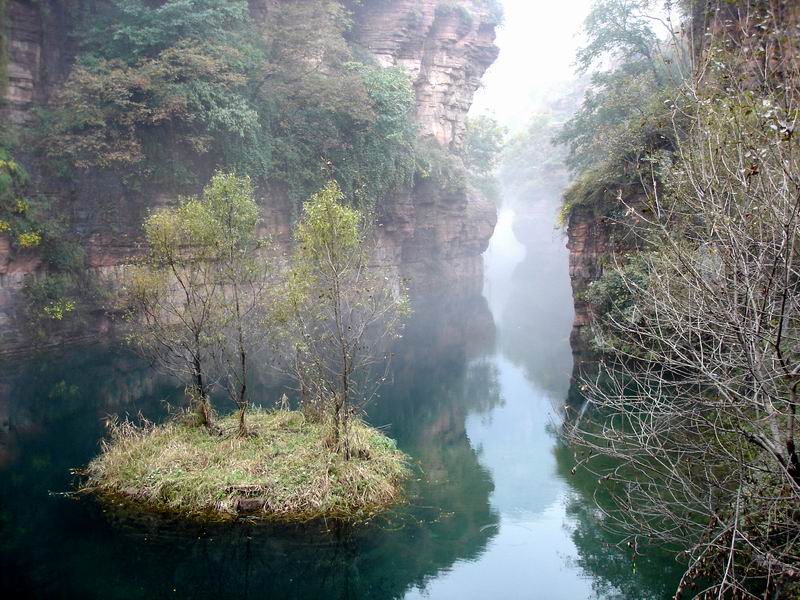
[
  {"left": 0, "top": 0, "right": 499, "bottom": 353},
  {"left": 565, "top": 193, "right": 643, "bottom": 364},
  {"left": 353, "top": 0, "right": 499, "bottom": 151}
]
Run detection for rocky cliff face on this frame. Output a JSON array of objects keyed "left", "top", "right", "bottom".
[
  {"left": 3, "top": 0, "right": 40, "bottom": 124},
  {"left": 565, "top": 205, "right": 605, "bottom": 363},
  {"left": 353, "top": 0, "right": 499, "bottom": 151},
  {"left": 0, "top": 0, "right": 499, "bottom": 353},
  {"left": 352, "top": 0, "right": 499, "bottom": 293},
  {"left": 2, "top": 0, "right": 73, "bottom": 123},
  {"left": 565, "top": 193, "right": 643, "bottom": 363},
  {"left": 377, "top": 181, "right": 497, "bottom": 294}
]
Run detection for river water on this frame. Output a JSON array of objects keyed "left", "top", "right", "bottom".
[{"left": 0, "top": 199, "right": 683, "bottom": 598}]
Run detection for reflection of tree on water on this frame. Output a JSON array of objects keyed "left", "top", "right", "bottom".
[
  {"left": 84, "top": 291, "right": 503, "bottom": 599},
  {"left": 0, "top": 290, "right": 503, "bottom": 599},
  {"left": 553, "top": 436, "right": 684, "bottom": 600}
]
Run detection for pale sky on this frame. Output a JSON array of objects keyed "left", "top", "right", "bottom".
[{"left": 471, "top": 0, "right": 595, "bottom": 132}]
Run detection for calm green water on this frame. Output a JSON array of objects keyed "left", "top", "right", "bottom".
[{"left": 0, "top": 206, "right": 684, "bottom": 599}]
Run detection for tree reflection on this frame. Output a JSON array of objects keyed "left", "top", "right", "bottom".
[
  {"left": 0, "top": 289, "right": 503, "bottom": 599},
  {"left": 554, "top": 401, "right": 685, "bottom": 600}
]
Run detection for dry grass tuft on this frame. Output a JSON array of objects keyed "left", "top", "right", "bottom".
[{"left": 83, "top": 408, "right": 410, "bottom": 521}]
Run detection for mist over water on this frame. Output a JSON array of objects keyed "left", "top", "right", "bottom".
[
  {"left": 483, "top": 208, "right": 525, "bottom": 317},
  {"left": 472, "top": 0, "right": 593, "bottom": 129},
  {"left": 402, "top": 189, "right": 592, "bottom": 599},
  {"left": 0, "top": 178, "right": 682, "bottom": 599},
  {"left": 0, "top": 1, "right": 692, "bottom": 597}
]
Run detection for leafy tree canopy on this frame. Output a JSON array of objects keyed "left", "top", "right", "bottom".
[
  {"left": 40, "top": 0, "right": 422, "bottom": 211},
  {"left": 77, "top": 0, "right": 254, "bottom": 62},
  {"left": 556, "top": 0, "right": 688, "bottom": 216}
]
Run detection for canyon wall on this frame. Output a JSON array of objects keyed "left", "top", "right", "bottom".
[
  {"left": 564, "top": 0, "right": 800, "bottom": 365},
  {"left": 0, "top": 0, "right": 498, "bottom": 353},
  {"left": 355, "top": 0, "right": 499, "bottom": 292},
  {"left": 565, "top": 191, "right": 643, "bottom": 364},
  {"left": 352, "top": 0, "right": 499, "bottom": 151}
]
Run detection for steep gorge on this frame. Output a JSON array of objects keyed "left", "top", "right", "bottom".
[{"left": 0, "top": 0, "right": 498, "bottom": 353}]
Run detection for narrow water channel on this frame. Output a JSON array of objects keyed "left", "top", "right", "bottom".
[{"left": 0, "top": 194, "right": 682, "bottom": 599}]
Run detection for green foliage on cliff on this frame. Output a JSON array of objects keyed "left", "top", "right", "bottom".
[
  {"left": 77, "top": 0, "right": 253, "bottom": 61},
  {"left": 42, "top": 41, "right": 265, "bottom": 178},
  {"left": 0, "top": 149, "right": 35, "bottom": 247},
  {"left": 436, "top": 0, "right": 504, "bottom": 27},
  {"left": 271, "top": 61, "right": 417, "bottom": 210},
  {"left": 39, "top": 0, "right": 266, "bottom": 182},
  {"left": 435, "top": 1, "right": 474, "bottom": 28},
  {"left": 556, "top": 0, "right": 688, "bottom": 220},
  {"left": 583, "top": 252, "right": 650, "bottom": 352},
  {"left": 482, "top": 0, "right": 504, "bottom": 25},
  {"left": 38, "top": 0, "right": 421, "bottom": 210},
  {"left": 415, "top": 138, "right": 467, "bottom": 193},
  {"left": 464, "top": 115, "right": 505, "bottom": 203},
  {"left": 0, "top": 146, "right": 102, "bottom": 334}
]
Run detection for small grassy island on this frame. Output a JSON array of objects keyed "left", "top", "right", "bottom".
[
  {"left": 84, "top": 409, "right": 409, "bottom": 520},
  {"left": 82, "top": 175, "right": 412, "bottom": 522}
]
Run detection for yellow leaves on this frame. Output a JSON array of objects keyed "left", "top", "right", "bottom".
[
  {"left": 0, "top": 157, "right": 22, "bottom": 177},
  {"left": 0, "top": 219, "right": 9, "bottom": 233},
  {"left": 146, "top": 173, "right": 260, "bottom": 265},
  {"left": 295, "top": 180, "right": 362, "bottom": 262},
  {"left": 203, "top": 171, "right": 259, "bottom": 244},
  {"left": 17, "top": 231, "right": 41, "bottom": 248},
  {"left": 43, "top": 300, "right": 76, "bottom": 321}
]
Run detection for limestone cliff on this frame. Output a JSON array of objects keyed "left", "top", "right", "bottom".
[
  {"left": 0, "top": 0, "right": 499, "bottom": 353},
  {"left": 565, "top": 192, "right": 642, "bottom": 364},
  {"left": 352, "top": 0, "right": 499, "bottom": 151},
  {"left": 2, "top": 0, "right": 73, "bottom": 123},
  {"left": 353, "top": 0, "right": 499, "bottom": 292}
]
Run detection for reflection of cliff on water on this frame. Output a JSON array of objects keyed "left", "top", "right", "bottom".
[
  {"left": 0, "top": 345, "right": 179, "bottom": 469},
  {"left": 553, "top": 440, "right": 685, "bottom": 600},
  {"left": 0, "top": 346, "right": 180, "bottom": 596},
  {"left": 0, "top": 287, "right": 503, "bottom": 599},
  {"left": 497, "top": 191, "right": 575, "bottom": 401},
  {"left": 489, "top": 182, "right": 682, "bottom": 599}
]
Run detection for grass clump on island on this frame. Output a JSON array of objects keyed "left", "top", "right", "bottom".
[
  {"left": 84, "top": 408, "right": 410, "bottom": 521},
  {"left": 87, "top": 176, "right": 413, "bottom": 522}
]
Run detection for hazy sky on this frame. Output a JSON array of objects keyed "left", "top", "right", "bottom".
[{"left": 471, "top": 0, "right": 595, "bottom": 132}]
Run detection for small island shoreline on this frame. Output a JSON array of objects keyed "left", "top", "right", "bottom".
[{"left": 82, "top": 408, "right": 410, "bottom": 522}]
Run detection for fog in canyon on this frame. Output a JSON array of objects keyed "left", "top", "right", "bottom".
[{"left": 0, "top": 1, "right": 687, "bottom": 598}]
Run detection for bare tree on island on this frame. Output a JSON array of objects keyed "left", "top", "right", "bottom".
[
  {"left": 567, "top": 4, "right": 800, "bottom": 598},
  {"left": 273, "top": 181, "right": 409, "bottom": 459},
  {"left": 126, "top": 197, "right": 222, "bottom": 427},
  {"left": 204, "top": 173, "right": 274, "bottom": 437},
  {"left": 125, "top": 173, "right": 268, "bottom": 432}
]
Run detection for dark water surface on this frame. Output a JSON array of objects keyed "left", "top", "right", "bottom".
[{"left": 0, "top": 205, "right": 683, "bottom": 599}]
